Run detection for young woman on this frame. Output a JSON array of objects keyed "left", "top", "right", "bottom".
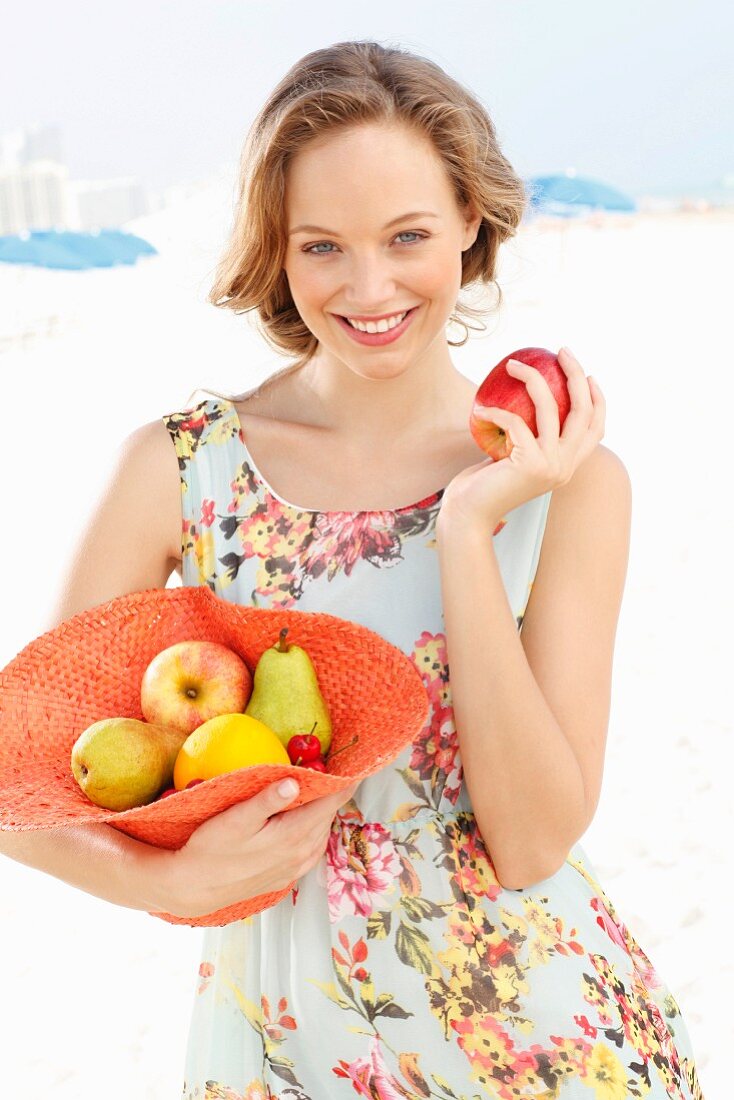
[{"left": 1, "top": 40, "right": 704, "bottom": 1100}]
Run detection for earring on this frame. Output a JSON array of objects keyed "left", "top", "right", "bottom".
[{"left": 447, "top": 312, "right": 470, "bottom": 347}]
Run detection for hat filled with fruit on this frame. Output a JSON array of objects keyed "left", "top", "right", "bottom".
[{"left": 0, "top": 585, "right": 430, "bottom": 925}]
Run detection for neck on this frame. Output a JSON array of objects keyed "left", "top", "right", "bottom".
[{"left": 295, "top": 346, "right": 474, "bottom": 446}]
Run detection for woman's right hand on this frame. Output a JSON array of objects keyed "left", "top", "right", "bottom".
[{"left": 155, "top": 779, "right": 359, "bottom": 919}]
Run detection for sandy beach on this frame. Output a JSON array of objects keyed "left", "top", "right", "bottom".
[{"left": 0, "top": 194, "right": 730, "bottom": 1096}]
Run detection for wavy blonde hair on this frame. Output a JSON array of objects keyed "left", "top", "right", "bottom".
[{"left": 186, "top": 39, "right": 529, "bottom": 408}]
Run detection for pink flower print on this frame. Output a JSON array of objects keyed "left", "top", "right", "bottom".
[
  {"left": 590, "top": 896, "right": 628, "bottom": 950},
  {"left": 197, "top": 960, "right": 215, "bottom": 995},
  {"left": 332, "top": 1034, "right": 408, "bottom": 1098},
  {"left": 326, "top": 821, "right": 401, "bottom": 922},
  {"left": 574, "top": 1014, "right": 598, "bottom": 1038},
  {"left": 647, "top": 998, "right": 680, "bottom": 1069},
  {"left": 303, "top": 512, "right": 403, "bottom": 579},
  {"left": 200, "top": 498, "right": 216, "bottom": 528},
  {"left": 408, "top": 701, "right": 462, "bottom": 806}
]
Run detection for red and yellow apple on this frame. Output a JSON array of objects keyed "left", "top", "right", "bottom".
[
  {"left": 140, "top": 640, "right": 253, "bottom": 736},
  {"left": 470, "top": 347, "right": 572, "bottom": 461}
]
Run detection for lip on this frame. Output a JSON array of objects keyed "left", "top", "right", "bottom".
[{"left": 334, "top": 306, "right": 420, "bottom": 347}]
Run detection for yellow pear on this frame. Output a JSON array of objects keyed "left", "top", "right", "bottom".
[
  {"left": 245, "top": 628, "right": 332, "bottom": 753},
  {"left": 71, "top": 717, "right": 188, "bottom": 811}
]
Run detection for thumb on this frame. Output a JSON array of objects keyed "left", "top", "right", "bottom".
[
  {"left": 274, "top": 778, "right": 300, "bottom": 802},
  {"left": 268, "top": 777, "right": 300, "bottom": 812},
  {"left": 242, "top": 778, "right": 301, "bottom": 831}
]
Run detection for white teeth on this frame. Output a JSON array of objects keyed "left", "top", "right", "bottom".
[{"left": 346, "top": 310, "right": 408, "bottom": 333}]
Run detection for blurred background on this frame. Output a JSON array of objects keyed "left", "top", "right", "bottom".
[{"left": 1, "top": 1, "right": 731, "bottom": 1096}]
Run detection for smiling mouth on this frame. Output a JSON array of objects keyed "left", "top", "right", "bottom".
[{"left": 337, "top": 306, "right": 419, "bottom": 329}]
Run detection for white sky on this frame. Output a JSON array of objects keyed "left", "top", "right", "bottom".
[{"left": 3, "top": 0, "right": 733, "bottom": 195}]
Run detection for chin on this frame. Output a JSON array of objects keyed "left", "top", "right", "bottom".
[{"left": 345, "top": 358, "right": 417, "bottom": 381}]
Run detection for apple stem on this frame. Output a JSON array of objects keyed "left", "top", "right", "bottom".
[
  {"left": 275, "top": 628, "right": 290, "bottom": 653},
  {"left": 326, "top": 734, "right": 359, "bottom": 760}
]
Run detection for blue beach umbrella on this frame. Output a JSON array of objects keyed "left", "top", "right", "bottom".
[
  {"left": 525, "top": 171, "right": 637, "bottom": 218},
  {"left": 0, "top": 232, "right": 88, "bottom": 269},
  {"left": 98, "top": 228, "right": 157, "bottom": 261},
  {"left": 0, "top": 228, "right": 158, "bottom": 269},
  {"left": 31, "top": 229, "right": 121, "bottom": 268}
]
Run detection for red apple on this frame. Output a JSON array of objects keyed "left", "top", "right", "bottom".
[
  {"left": 470, "top": 347, "right": 572, "bottom": 461},
  {"left": 140, "top": 640, "right": 253, "bottom": 736}
]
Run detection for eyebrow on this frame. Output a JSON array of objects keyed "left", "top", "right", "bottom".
[{"left": 288, "top": 211, "right": 441, "bottom": 236}]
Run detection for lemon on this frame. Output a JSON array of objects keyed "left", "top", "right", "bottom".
[{"left": 173, "top": 713, "right": 290, "bottom": 790}]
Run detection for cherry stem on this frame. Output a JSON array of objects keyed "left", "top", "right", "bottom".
[{"left": 326, "top": 734, "right": 359, "bottom": 760}]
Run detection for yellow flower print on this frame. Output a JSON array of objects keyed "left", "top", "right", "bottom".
[
  {"left": 203, "top": 1082, "right": 247, "bottom": 1099},
  {"left": 492, "top": 959, "right": 530, "bottom": 1007},
  {"left": 499, "top": 907, "right": 530, "bottom": 939},
  {"left": 584, "top": 1041, "right": 628, "bottom": 1099},
  {"left": 194, "top": 527, "right": 218, "bottom": 585},
  {"left": 528, "top": 937, "right": 556, "bottom": 967},
  {"left": 241, "top": 509, "right": 283, "bottom": 558},
  {"left": 523, "top": 899, "right": 561, "bottom": 945},
  {"left": 620, "top": 1001, "right": 650, "bottom": 1058},
  {"left": 413, "top": 631, "right": 451, "bottom": 708},
  {"left": 454, "top": 1011, "right": 515, "bottom": 1068}
]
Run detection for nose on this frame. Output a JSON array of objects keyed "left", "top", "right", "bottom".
[{"left": 342, "top": 252, "right": 400, "bottom": 314}]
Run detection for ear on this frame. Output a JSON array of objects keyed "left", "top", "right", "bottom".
[{"left": 461, "top": 204, "right": 483, "bottom": 251}]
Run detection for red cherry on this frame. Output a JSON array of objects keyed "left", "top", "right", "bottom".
[
  {"left": 287, "top": 734, "right": 322, "bottom": 764},
  {"left": 159, "top": 787, "right": 178, "bottom": 799},
  {"left": 305, "top": 757, "right": 328, "bottom": 772},
  {"left": 185, "top": 778, "right": 205, "bottom": 789}
]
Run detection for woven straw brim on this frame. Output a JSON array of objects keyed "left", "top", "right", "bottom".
[{"left": 0, "top": 586, "right": 430, "bottom": 926}]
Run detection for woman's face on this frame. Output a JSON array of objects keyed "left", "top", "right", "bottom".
[{"left": 282, "top": 122, "right": 482, "bottom": 379}]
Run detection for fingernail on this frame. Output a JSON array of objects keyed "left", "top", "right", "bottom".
[{"left": 278, "top": 779, "right": 299, "bottom": 798}]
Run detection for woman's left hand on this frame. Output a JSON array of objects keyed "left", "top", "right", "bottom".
[{"left": 438, "top": 347, "right": 606, "bottom": 529}]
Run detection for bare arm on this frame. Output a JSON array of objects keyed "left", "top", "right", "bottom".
[
  {"left": 436, "top": 444, "right": 631, "bottom": 889},
  {"left": 0, "top": 418, "right": 183, "bottom": 913}
]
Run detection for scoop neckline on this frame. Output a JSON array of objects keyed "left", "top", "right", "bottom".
[{"left": 220, "top": 398, "right": 448, "bottom": 517}]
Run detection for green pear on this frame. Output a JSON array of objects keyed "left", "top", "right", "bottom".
[
  {"left": 71, "top": 717, "right": 189, "bottom": 811},
  {"left": 245, "top": 628, "right": 332, "bottom": 754}
]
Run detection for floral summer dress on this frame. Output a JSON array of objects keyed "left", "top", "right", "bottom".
[{"left": 162, "top": 396, "right": 704, "bottom": 1100}]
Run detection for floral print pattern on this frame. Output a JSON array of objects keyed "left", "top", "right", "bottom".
[{"left": 162, "top": 398, "right": 704, "bottom": 1099}]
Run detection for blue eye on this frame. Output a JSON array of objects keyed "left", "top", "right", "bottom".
[{"left": 303, "top": 231, "right": 427, "bottom": 255}]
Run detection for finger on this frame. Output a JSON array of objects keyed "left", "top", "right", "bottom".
[
  {"left": 506, "top": 359, "right": 560, "bottom": 444},
  {"left": 588, "top": 376, "right": 606, "bottom": 438},
  {"left": 556, "top": 348, "right": 596, "bottom": 443},
  {"left": 476, "top": 403, "right": 537, "bottom": 450}
]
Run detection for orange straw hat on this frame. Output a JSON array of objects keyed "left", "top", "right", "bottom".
[{"left": 0, "top": 586, "right": 430, "bottom": 926}]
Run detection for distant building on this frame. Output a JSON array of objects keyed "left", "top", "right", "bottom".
[
  {"left": 71, "top": 178, "right": 150, "bottom": 231},
  {"left": 0, "top": 123, "right": 151, "bottom": 234},
  {"left": 0, "top": 160, "right": 72, "bottom": 235}
]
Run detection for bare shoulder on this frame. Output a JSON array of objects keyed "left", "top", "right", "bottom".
[
  {"left": 127, "top": 416, "right": 184, "bottom": 565},
  {"left": 547, "top": 442, "right": 632, "bottom": 530}
]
